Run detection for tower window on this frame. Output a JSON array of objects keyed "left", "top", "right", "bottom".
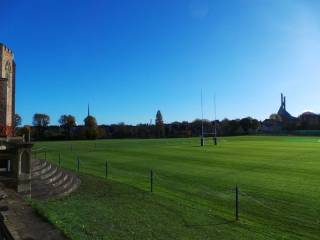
[{"left": 5, "top": 61, "right": 11, "bottom": 88}]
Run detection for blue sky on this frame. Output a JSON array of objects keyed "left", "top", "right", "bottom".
[{"left": 1, "top": 0, "right": 320, "bottom": 125}]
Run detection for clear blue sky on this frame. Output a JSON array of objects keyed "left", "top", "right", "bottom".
[{"left": 2, "top": 0, "right": 320, "bottom": 125}]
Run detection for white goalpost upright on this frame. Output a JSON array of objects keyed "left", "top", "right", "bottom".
[
  {"left": 200, "top": 90, "right": 218, "bottom": 147},
  {"left": 200, "top": 89, "right": 204, "bottom": 146},
  {"left": 213, "top": 94, "right": 218, "bottom": 145}
]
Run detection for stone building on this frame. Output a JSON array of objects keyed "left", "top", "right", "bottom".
[
  {"left": 0, "top": 44, "right": 80, "bottom": 201},
  {"left": 0, "top": 43, "right": 32, "bottom": 196},
  {"left": 0, "top": 43, "right": 15, "bottom": 136},
  {"left": 260, "top": 93, "right": 295, "bottom": 133}
]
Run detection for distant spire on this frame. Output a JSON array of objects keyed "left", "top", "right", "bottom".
[
  {"left": 284, "top": 96, "right": 286, "bottom": 110},
  {"left": 87, "top": 104, "right": 90, "bottom": 117},
  {"left": 281, "top": 93, "right": 284, "bottom": 108}
]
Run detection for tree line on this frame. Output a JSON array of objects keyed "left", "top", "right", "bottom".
[
  {"left": 14, "top": 109, "right": 320, "bottom": 141},
  {"left": 265, "top": 112, "right": 320, "bottom": 131},
  {"left": 15, "top": 111, "right": 262, "bottom": 141}
]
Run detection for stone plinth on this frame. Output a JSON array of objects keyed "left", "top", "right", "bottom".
[{"left": 0, "top": 137, "right": 33, "bottom": 196}]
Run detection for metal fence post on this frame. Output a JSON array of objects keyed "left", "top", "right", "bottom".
[
  {"left": 77, "top": 157, "right": 80, "bottom": 172},
  {"left": 150, "top": 170, "right": 153, "bottom": 193},
  {"left": 44, "top": 151, "right": 46, "bottom": 161},
  {"left": 236, "top": 185, "right": 239, "bottom": 221},
  {"left": 105, "top": 160, "right": 108, "bottom": 178}
]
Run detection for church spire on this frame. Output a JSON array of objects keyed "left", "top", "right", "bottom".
[{"left": 87, "top": 104, "right": 90, "bottom": 117}]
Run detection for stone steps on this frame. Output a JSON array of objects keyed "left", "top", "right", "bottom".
[
  {"left": 39, "top": 166, "right": 58, "bottom": 181},
  {"left": 32, "top": 162, "right": 52, "bottom": 178},
  {"left": 57, "top": 177, "right": 81, "bottom": 198},
  {"left": 32, "top": 160, "right": 47, "bottom": 172},
  {"left": 52, "top": 173, "right": 69, "bottom": 188},
  {"left": 29, "top": 159, "right": 81, "bottom": 200},
  {"left": 44, "top": 170, "right": 63, "bottom": 185},
  {"left": 49, "top": 175, "right": 79, "bottom": 198}
]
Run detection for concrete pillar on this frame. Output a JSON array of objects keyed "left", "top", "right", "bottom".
[{"left": 16, "top": 143, "right": 33, "bottom": 196}]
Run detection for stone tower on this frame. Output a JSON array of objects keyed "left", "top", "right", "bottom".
[{"left": 0, "top": 43, "right": 15, "bottom": 136}]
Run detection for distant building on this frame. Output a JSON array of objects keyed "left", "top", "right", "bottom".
[
  {"left": 0, "top": 43, "right": 33, "bottom": 196},
  {"left": 260, "top": 117, "right": 282, "bottom": 133},
  {"left": 0, "top": 43, "right": 15, "bottom": 136},
  {"left": 260, "top": 93, "right": 320, "bottom": 134},
  {"left": 260, "top": 93, "right": 294, "bottom": 133},
  {"left": 277, "top": 93, "right": 294, "bottom": 120}
]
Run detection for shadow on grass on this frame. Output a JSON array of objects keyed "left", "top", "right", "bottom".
[
  {"left": 31, "top": 173, "right": 238, "bottom": 239},
  {"left": 185, "top": 220, "right": 236, "bottom": 228}
]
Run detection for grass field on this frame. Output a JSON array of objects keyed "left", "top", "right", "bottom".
[{"left": 32, "top": 136, "right": 320, "bottom": 239}]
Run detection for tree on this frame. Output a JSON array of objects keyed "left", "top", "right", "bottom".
[
  {"left": 155, "top": 110, "right": 165, "bottom": 137},
  {"left": 84, "top": 115, "right": 98, "bottom": 139},
  {"left": 220, "top": 119, "right": 231, "bottom": 135},
  {"left": 33, "top": 113, "right": 50, "bottom": 127},
  {"left": 240, "top": 117, "right": 260, "bottom": 134},
  {"left": 97, "top": 126, "right": 109, "bottom": 139},
  {"left": 251, "top": 119, "right": 260, "bottom": 132},
  {"left": 33, "top": 113, "right": 50, "bottom": 139},
  {"left": 297, "top": 113, "right": 320, "bottom": 130},
  {"left": 15, "top": 125, "right": 30, "bottom": 139},
  {"left": 14, "top": 113, "right": 22, "bottom": 128},
  {"left": 269, "top": 114, "right": 282, "bottom": 122},
  {"left": 59, "top": 114, "right": 76, "bottom": 139},
  {"left": 240, "top": 117, "right": 252, "bottom": 134},
  {"left": 229, "top": 119, "right": 243, "bottom": 135}
]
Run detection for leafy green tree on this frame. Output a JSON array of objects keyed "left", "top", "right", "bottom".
[
  {"left": 240, "top": 117, "right": 252, "bottom": 134},
  {"left": 16, "top": 125, "right": 30, "bottom": 139},
  {"left": 229, "top": 119, "right": 243, "bottom": 135},
  {"left": 269, "top": 114, "right": 282, "bottom": 122},
  {"left": 59, "top": 114, "right": 76, "bottom": 139},
  {"left": 155, "top": 110, "right": 165, "bottom": 138},
  {"left": 297, "top": 113, "right": 320, "bottom": 130},
  {"left": 220, "top": 119, "right": 231, "bottom": 135},
  {"left": 251, "top": 119, "right": 261, "bottom": 132},
  {"left": 97, "top": 126, "right": 108, "bottom": 139},
  {"left": 33, "top": 113, "right": 50, "bottom": 139},
  {"left": 84, "top": 115, "right": 98, "bottom": 139},
  {"left": 33, "top": 113, "right": 50, "bottom": 127}
]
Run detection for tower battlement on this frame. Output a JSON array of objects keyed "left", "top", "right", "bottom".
[{"left": 0, "top": 43, "right": 14, "bottom": 56}]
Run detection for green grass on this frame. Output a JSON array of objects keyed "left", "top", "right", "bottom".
[{"left": 33, "top": 136, "right": 320, "bottom": 239}]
